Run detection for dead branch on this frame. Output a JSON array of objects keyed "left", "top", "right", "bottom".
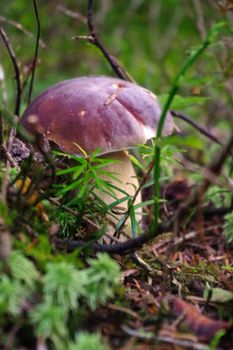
[
  {"left": 53, "top": 222, "right": 170, "bottom": 255},
  {"left": 28, "top": 0, "right": 40, "bottom": 104}
]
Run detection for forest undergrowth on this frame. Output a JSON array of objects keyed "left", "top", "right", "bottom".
[{"left": 0, "top": 1, "right": 233, "bottom": 349}]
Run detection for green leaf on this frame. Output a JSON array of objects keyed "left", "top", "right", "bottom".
[
  {"left": 204, "top": 284, "right": 233, "bottom": 303},
  {"left": 53, "top": 151, "right": 85, "bottom": 164},
  {"left": 56, "top": 165, "right": 84, "bottom": 177},
  {"left": 107, "top": 195, "right": 130, "bottom": 210},
  {"left": 158, "top": 94, "right": 209, "bottom": 109},
  {"left": 161, "top": 134, "right": 205, "bottom": 150},
  {"left": 68, "top": 332, "right": 109, "bottom": 350},
  {"left": 115, "top": 214, "right": 128, "bottom": 232},
  {"left": 129, "top": 203, "right": 137, "bottom": 238},
  {"left": 207, "top": 330, "right": 226, "bottom": 350},
  {"left": 90, "top": 166, "right": 104, "bottom": 190},
  {"left": 128, "top": 154, "right": 145, "bottom": 171},
  {"left": 134, "top": 199, "right": 155, "bottom": 209},
  {"left": 56, "top": 178, "right": 83, "bottom": 195}
]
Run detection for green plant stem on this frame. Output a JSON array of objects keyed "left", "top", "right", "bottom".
[{"left": 152, "top": 23, "right": 225, "bottom": 235}]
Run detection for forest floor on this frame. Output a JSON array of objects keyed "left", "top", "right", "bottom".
[{"left": 85, "top": 179, "right": 233, "bottom": 350}]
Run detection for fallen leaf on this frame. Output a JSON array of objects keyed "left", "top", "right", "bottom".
[{"left": 169, "top": 296, "right": 231, "bottom": 342}]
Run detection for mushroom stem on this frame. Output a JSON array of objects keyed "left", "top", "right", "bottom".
[{"left": 95, "top": 151, "right": 141, "bottom": 236}]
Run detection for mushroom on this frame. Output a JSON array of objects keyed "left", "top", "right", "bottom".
[{"left": 21, "top": 76, "right": 177, "bottom": 237}]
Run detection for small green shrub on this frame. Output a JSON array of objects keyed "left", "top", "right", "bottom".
[
  {"left": 67, "top": 332, "right": 109, "bottom": 350},
  {"left": 0, "top": 250, "right": 119, "bottom": 349}
]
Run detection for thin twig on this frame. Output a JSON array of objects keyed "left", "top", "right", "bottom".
[
  {"left": 53, "top": 220, "right": 171, "bottom": 255},
  {"left": 0, "top": 15, "right": 33, "bottom": 38},
  {"left": 171, "top": 110, "right": 223, "bottom": 146},
  {"left": 0, "top": 15, "right": 45, "bottom": 47},
  {"left": 57, "top": 5, "right": 86, "bottom": 24},
  {"left": 0, "top": 26, "right": 22, "bottom": 115},
  {"left": 1, "top": 117, "right": 18, "bottom": 203},
  {"left": 2, "top": 144, "right": 19, "bottom": 168},
  {"left": 3, "top": 323, "right": 20, "bottom": 350},
  {"left": 130, "top": 251, "right": 152, "bottom": 272},
  {"left": 28, "top": 0, "right": 40, "bottom": 104},
  {"left": 122, "top": 325, "right": 211, "bottom": 350},
  {"left": 192, "top": 0, "right": 206, "bottom": 40},
  {"left": 180, "top": 155, "right": 233, "bottom": 192},
  {"left": 82, "top": 0, "right": 133, "bottom": 81}
]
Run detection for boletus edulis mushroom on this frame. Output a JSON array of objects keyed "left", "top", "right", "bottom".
[{"left": 21, "top": 76, "right": 177, "bottom": 238}]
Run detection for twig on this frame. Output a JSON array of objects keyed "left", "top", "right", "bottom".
[
  {"left": 130, "top": 251, "right": 152, "bottom": 272},
  {"left": 107, "top": 303, "right": 141, "bottom": 320},
  {"left": 3, "top": 323, "right": 20, "bottom": 350},
  {"left": 171, "top": 110, "right": 223, "bottom": 146},
  {"left": 192, "top": 0, "right": 206, "bottom": 40},
  {"left": 180, "top": 156, "right": 233, "bottom": 192},
  {"left": 0, "top": 15, "right": 45, "bottom": 47},
  {"left": 122, "top": 325, "right": 211, "bottom": 350},
  {"left": 173, "top": 224, "right": 222, "bottom": 247},
  {"left": 1, "top": 117, "right": 18, "bottom": 203},
  {"left": 28, "top": 0, "right": 40, "bottom": 104},
  {"left": 57, "top": 4, "right": 86, "bottom": 24},
  {"left": 0, "top": 26, "right": 22, "bottom": 115},
  {"left": 77, "top": 0, "right": 133, "bottom": 82},
  {"left": 2, "top": 144, "right": 19, "bottom": 168},
  {"left": 0, "top": 15, "right": 33, "bottom": 38},
  {"left": 53, "top": 220, "right": 172, "bottom": 255}
]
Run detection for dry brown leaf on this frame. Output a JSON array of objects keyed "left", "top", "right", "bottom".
[{"left": 170, "top": 296, "right": 231, "bottom": 342}]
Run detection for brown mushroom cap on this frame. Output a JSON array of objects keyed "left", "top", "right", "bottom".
[{"left": 21, "top": 76, "right": 177, "bottom": 155}]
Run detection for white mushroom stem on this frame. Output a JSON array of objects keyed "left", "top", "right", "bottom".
[{"left": 95, "top": 151, "right": 142, "bottom": 238}]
